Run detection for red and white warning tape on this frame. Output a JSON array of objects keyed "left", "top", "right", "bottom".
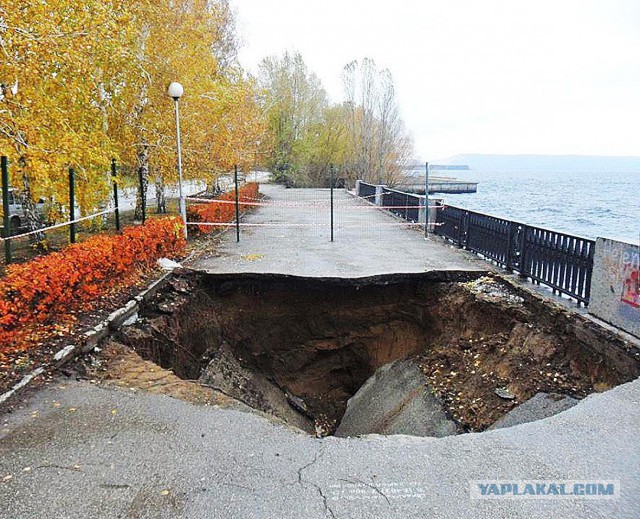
[
  {"left": 0, "top": 208, "right": 116, "bottom": 242},
  {"left": 186, "top": 197, "right": 444, "bottom": 211},
  {"left": 187, "top": 221, "right": 426, "bottom": 228}
]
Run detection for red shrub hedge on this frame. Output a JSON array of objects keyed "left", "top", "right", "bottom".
[
  {"left": 187, "top": 183, "right": 260, "bottom": 234},
  {"left": 0, "top": 216, "right": 186, "bottom": 348}
]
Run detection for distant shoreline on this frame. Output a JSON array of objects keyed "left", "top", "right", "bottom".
[{"left": 431, "top": 154, "right": 640, "bottom": 174}]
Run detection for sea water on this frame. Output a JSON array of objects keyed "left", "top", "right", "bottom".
[{"left": 431, "top": 169, "right": 640, "bottom": 244}]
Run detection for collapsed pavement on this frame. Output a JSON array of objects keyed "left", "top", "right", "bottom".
[{"left": 100, "top": 271, "right": 640, "bottom": 437}]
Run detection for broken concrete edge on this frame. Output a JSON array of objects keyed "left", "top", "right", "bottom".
[
  {"left": 0, "top": 269, "right": 181, "bottom": 408},
  {"left": 487, "top": 392, "right": 579, "bottom": 431},
  {"left": 582, "top": 313, "right": 640, "bottom": 345},
  {"left": 196, "top": 269, "right": 485, "bottom": 286},
  {"left": 335, "top": 359, "right": 459, "bottom": 438},
  {"left": 496, "top": 274, "right": 640, "bottom": 356},
  {"left": 455, "top": 256, "right": 640, "bottom": 348}
]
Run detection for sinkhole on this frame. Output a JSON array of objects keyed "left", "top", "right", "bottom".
[{"left": 114, "top": 271, "right": 640, "bottom": 437}]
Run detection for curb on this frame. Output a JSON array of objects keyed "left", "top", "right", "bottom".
[{"left": 0, "top": 270, "right": 176, "bottom": 407}]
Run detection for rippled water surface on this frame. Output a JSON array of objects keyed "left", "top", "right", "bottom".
[{"left": 431, "top": 169, "right": 640, "bottom": 243}]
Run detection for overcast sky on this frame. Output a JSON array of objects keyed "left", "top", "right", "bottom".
[{"left": 233, "top": 0, "right": 640, "bottom": 161}]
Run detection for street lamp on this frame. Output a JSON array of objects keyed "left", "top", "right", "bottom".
[{"left": 168, "top": 81, "right": 187, "bottom": 239}]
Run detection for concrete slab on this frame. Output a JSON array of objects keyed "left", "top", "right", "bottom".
[
  {"left": 336, "top": 359, "right": 458, "bottom": 438},
  {"left": 487, "top": 392, "right": 579, "bottom": 431},
  {"left": 0, "top": 377, "right": 638, "bottom": 518},
  {"left": 193, "top": 184, "right": 483, "bottom": 278}
]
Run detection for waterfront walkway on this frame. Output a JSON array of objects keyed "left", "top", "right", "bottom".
[
  {"left": 0, "top": 183, "right": 638, "bottom": 518},
  {"left": 194, "top": 184, "right": 481, "bottom": 277}
]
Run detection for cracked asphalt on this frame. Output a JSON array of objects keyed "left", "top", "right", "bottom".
[
  {"left": 1, "top": 184, "right": 638, "bottom": 518},
  {"left": 1, "top": 377, "right": 638, "bottom": 518}
]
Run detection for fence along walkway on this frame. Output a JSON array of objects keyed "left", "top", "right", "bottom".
[
  {"left": 355, "top": 181, "right": 437, "bottom": 227},
  {"left": 355, "top": 180, "right": 595, "bottom": 305},
  {"left": 435, "top": 205, "right": 595, "bottom": 305}
]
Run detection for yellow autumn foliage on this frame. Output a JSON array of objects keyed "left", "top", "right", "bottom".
[{"left": 0, "top": 0, "right": 264, "bottom": 220}]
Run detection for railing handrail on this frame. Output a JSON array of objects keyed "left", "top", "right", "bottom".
[
  {"left": 443, "top": 203, "right": 596, "bottom": 243},
  {"left": 382, "top": 186, "right": 424, "bottom": 199},
  {"left": 435, "top": 203, "right": 595, "bottom": 305},
  {"left": 355, "top": 182, "right": 596, "bottom": 305}
]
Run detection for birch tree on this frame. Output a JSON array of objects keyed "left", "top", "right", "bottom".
[
  {"left": 0, "top": 0, "right": 263, "bottom": 233},
  {"left": 0, "top": 0, "right": 132, "bottom": 238},
  {"left": 341, "top": 59, "right": 413, "bottom": 185}
]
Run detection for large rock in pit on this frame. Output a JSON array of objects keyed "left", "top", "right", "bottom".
[
  {"left": 488, "top": 392, "right": 579, "bottom": 430},
  {"left": 199, "top": 344, "right": 314, "bottom": 434},
  {"left": 335, "top": 359, "right": 458, "bottom": 438}
]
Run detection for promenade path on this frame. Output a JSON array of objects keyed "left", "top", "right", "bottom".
[
  {"left": 0, "top": 184, "right": 638, "bottom": 518},
  {"left": 193, "top": 184, "right": 482, "bottom": 277}
]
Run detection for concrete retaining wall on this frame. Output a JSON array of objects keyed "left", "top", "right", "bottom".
[{"left": 589, "top": 237, "right": 640, "bottom": 338}]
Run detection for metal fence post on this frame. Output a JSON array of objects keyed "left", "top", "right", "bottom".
[
  {"left": 111, "top": 159, "right": 121, "bottom": 231},
  {"left": 519, "top": 224, "right": 528, "bottom": 278},
  {"left": 330, "top": 164, "right": 335, "bottom": 242},
  {"left": 234, "top": 164, "right": 240, "bottom": 243},
  {"left": 583, "top": 243, "right": 595, "bottom": 306},
  {"left": 505, "top": 221, "right": 516, "bottom": 271},
  {"left": 424, "top": 162, "right": 429, "bottom": 237},
  {"left": 404, "top": 192, "right": 409, "bottom": 220},
  {"left": 463, "top": 211, "right": 471, "bottom": 248},
  {"left": 2, "top": 156, "right": 12, "bottom": 264},
  {"left": 457, "top": 211, "right": 468, "bottom": 248},
  {"left": 69, "top": 167, "right": 76, "bottom": 244}
]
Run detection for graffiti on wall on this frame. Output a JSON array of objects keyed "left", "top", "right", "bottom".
[
  {"left": 591, "top": 238, "right": 640, "bottom": 337},
  {"left": 621, "top": 262, "right": 639, "bottom": 309},
  {"left": 601, "top": 240, "right": 640, "bottom": 322}
]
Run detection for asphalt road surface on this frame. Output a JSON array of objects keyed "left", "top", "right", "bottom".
[
  {"left": 0, "top": 378, "right": 638, "bottom": 518},
  {"left": 1, "top": 183, "right": 637, "bottom": 518},
  {"left": 193, "top": 184, "right": 483, "bottom": 277}
]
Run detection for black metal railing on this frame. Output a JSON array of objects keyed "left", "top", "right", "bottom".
[
  {"left": 357, "top": 181, "right": 377, "bottom": 200},
  {"left": 435, "top": 204, "right": 595, "bottom": 305},
  {"left": 381, "top": 187, "right": 421, "bottom": 222}
]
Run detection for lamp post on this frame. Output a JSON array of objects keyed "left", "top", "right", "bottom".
[{"left": 167, "top": 81, "right": 187, "bottom": 239}]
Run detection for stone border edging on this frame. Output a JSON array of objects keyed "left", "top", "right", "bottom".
[{"left": 0, "top": 270, "right": 176, "bottom": 407}]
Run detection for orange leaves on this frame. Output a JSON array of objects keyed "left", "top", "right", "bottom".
[
  {"left": 187, "top": 183, "right": 259, "bottom": 234},
  {"left": 0, "top": 217, "right": 186, "bottom": 350}
]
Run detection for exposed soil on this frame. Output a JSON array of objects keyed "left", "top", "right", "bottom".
[
  {"left": 0, "top": 270, "right": 165, "bottom": 397},
  {"left": 112, "top": 272, "right": 640, "bottom": 435},
  {"left": 0, "top": 229, "right": 228, "bottom": 398},
  {"left": 418, "top": 277, "right": 640, "bottom": 429},
  {"left": 89, "top": 340, "right": 231, "bottom": 406}
]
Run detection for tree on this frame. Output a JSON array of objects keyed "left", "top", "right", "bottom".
[
  {"left": 1, "top": 0, "right": 264, "bottom": 234},
  {"left": 259, "top": 51, "right": 328, "bottom": 185},
  {"left": 112, "top": 0, "right": 263, "bottom": 216},
  {"left": 258, "top": 53, "right": 413, "bottom": 187},
  {"left": 0, "top": 0, "right": 133, "bottom": 238},
  {"left": 342, "top": 59, "right": 413, "bottom": 186},
  {"left": 304, "top": 104, "right": 349, "bottom": 186}
]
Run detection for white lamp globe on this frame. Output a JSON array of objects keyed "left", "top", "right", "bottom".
[{"left": 167, "top": 82, "right": 184, "bottom": 99}]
